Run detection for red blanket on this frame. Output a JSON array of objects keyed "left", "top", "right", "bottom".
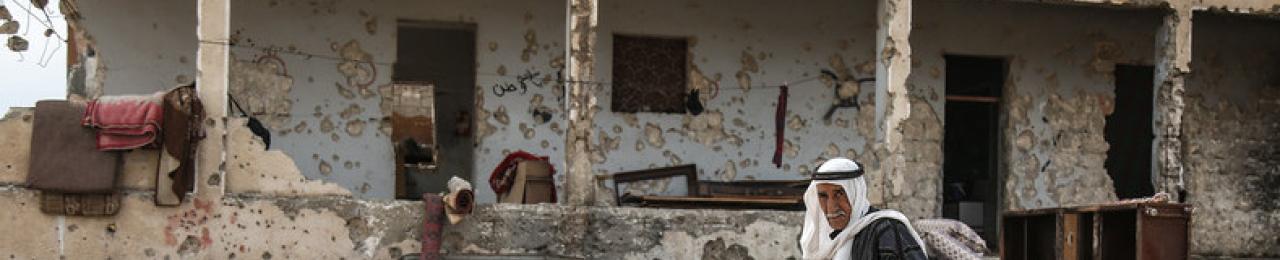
[
  {"left": 488, "top": 150, "right": 556, "bottom": 199},
  {"left": 82, "top": 92, "right": 166, "bottom": 151}
]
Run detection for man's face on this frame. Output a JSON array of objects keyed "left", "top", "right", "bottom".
[{"left": 816, "top": 183, "right": 852, "bottom": 230}]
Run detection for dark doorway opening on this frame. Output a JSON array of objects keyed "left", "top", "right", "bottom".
[
  {"left": 1105, "top": 65, "right": 1155, "bottom": 200},
  {"left": 943, "top": 55, "right": 1005, "bottom": 250},
  {"left": 391, "top": 21, "right": 477, "bottom": 200}
]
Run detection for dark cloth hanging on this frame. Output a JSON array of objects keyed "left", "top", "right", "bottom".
[
  {"left": 686, "top": 89, "right": 704, "bottom": 116},
  {"left": 228, "top": 95, "right": 270, "bottom": 149},
  {"left": 26, "top": 100, "right": 121, "bottom": 193},
  {"left": 161, "top": 84, "right": 205, "bottom": 201},
  {"left": 773, "top": 85, "right": 788, "bottom": 168}
]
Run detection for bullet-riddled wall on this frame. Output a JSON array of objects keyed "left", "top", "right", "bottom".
[
  {"left": 911, "top": 1, "right": 1160, "bottom": 214},
  {"left": 227, "top": 0, "right": 568, "bottom": 200},
  {"left": 593, "top": 0, "right": 884, "bottom": 204}
]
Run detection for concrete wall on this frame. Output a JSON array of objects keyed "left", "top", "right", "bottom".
[
  {"left": 1183, "top": 13, "right": 1280, "bottom": 257},
  {"left": 227, "top": 0, "right": 568, "bottom": 200},
  {"left": 912, "top": 1, "right": 1161, "bottom": 212},
  {"left": 2, "top": 107, "right": 806, "bottom": 259},
  {"left": 592, "top": 0, "right": 882, "bottom": 203},
  {"left": 74, "top": 0, "right": 197, "bottom": 95}
]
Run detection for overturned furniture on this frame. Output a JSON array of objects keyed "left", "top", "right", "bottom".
[
  {"left": 612, "top": 165, "right": 806, "bottom": 210},
  {"left": 1001, "top": 201, "right": 1191, "bottom": 260}
]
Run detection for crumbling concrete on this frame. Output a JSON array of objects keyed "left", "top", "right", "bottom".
[
  {"left": 229, "top": 59, "right": 294, "bottom": 131},
  {"left": 875, "top": 0, "right": 924, "bottom": 217},
  {"left": 225, "top": 118, "right": 351, "bottom": 197},
  {"left": 1153, "top": 3, "right": 1193, "bottom": 202},
  {"left": 565, "top": 0, "right": 599, "bottom": 206},
  {"left": 441, "top": 204, "right": 803, "bottom": 259}
]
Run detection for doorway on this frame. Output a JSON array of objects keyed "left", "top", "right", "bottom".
[
  {"left": 1104, "top": 65, "right": 1155, "bottom": 200},
  {"left": 391, "top": 20, "right": 477, "bottom": 200},
  {"left": 942, "top": 55, "right": 1006, "bottom": 249}
]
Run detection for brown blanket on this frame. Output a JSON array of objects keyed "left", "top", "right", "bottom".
[
  {"left": 161, "top": 84, "right": 204, "bottom": 201},
  {"left": 26, "top": 100, "right": 120, "bottom": 193}
]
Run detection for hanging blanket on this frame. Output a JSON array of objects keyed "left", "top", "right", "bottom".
[
  {"left": 82, "top": 91, "right": 166, "bottom": 151},
  {"left": 26, "top": 100, "right": 121, "bottom": 193},
  {"left": 160, "top": 84, "right": 204, "bottom": 202}
]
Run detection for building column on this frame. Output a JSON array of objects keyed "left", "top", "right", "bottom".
[
  {"left": 564, "top": 0, "right": 598, "bottom": 206},
  {"left": 1153, "top": 5, "right": 1192, "bottom": 202},
  {"left": 195, "top": 0, "right": 230, "bottom": 200},
  {"left": 872, "top": 0, "right": 913, "bottom": 206}
]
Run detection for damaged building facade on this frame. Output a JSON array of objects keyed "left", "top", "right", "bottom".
[{"left": 0, "top": 0, "right": 1278, "bottom": 258}]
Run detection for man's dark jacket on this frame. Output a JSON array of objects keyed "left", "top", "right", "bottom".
[{"left": 834, "top": 208, "right": 929, "bottom": 260}]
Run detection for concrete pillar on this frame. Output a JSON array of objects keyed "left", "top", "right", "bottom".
[
  {"left": 1153, "top": 5, "right": 1192, "bottom": 201},
  {"left": 195, "top": 0, "right": 230, "bottom": 200},
  {"left": 564, "top": 0, "right": 598, "bottom": 206},
  {"left": 872, "top": 0, "right": 912, "bottom": 206}
]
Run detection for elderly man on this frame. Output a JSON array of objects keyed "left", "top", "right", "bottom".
[{"left": 800, "top": 158, "right": 928, "bottom": 259}]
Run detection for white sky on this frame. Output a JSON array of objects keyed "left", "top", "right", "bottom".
[{"left": 0, "top": 0, "right": 66, "bottom": 113}]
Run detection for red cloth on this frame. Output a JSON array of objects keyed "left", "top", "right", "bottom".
[
  {"left": 82, "top": 92, "right": 166, "bottom": 151},
  {"left": 488, "top": 150, "right": 557, "bottom": 201},
  {"left": 773, "top": 85, "right": 788, "bottom": 168}
]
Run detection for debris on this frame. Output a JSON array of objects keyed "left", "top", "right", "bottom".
[
  {"left": 7, "top": 35, "right": 28, "bottom": 52},
  {"left": 0, "top": 21, "right": 17, "bottom": 34},
  {"left": 0, "top": 6, "right": 12, "bottom": 20},
  {"left": 30, "top": 0, "right": 48, "bottom": 10}
]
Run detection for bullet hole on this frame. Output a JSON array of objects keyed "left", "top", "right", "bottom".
[
  {"left": 208, "top": 173, "right": 221, "bottom": 186},
  {"left": 532, "top": 107, "right": 553, "bottom": 124},
  {"left": 178, "top": 235, "right": 202, "bottom": 255},
  {"left": 262, "top": 251, "right": 273, "bottom": 260},
  {"left": 389, "top": 247, "right": 403, "bottom": 258}
]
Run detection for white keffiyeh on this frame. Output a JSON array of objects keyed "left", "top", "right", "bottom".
[{"left": 799, "top": 159, "right": 926, "bottom": 259}]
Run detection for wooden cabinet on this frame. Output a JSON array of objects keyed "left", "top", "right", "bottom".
[{"left": 1002, "top": 202, "right": 1191, "bottom": 260}]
